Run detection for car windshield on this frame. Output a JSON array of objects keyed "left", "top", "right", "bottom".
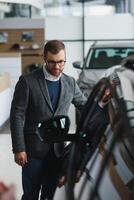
[{"left": 85, "top": 47, "right": 134, "bottom": 69}]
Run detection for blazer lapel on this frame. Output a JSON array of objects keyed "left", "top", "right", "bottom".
[{"left": 37, "top": 68, "right": 54, "bottom": 112}]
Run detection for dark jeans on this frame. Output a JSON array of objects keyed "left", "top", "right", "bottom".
[{"left": 21, "top": 149, "right": 62, "bottom": 200}]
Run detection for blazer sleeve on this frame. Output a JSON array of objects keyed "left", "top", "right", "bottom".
[
  {"left": 72, "top": 79, "right": 87, "bottom": 108},
  {"left": 10, "top": 75, "right": 29, "bottom": 153}
]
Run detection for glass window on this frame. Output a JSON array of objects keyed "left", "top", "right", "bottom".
[{"left": 85, "top": 47, "right": 134, "bottom": 69}]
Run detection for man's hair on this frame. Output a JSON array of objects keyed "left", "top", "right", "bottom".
[{"left": 44, "top": 40, "right": 65, "bottom": 58}]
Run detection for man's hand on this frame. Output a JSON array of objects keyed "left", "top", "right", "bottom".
[
  {"left": 14, "top": 152, "right": 27, "bottom": 167},
  {"left": 58, "top": 176, "right": 65, "bottom": 188},
  {"left": 101, "top": 88, "right": 111, "bottom": 103},
  {"left": 58, "top": 170, "right": 81, "bottom": 188}
]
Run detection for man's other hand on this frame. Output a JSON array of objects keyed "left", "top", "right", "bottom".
[{"left": 14, "top": 152, "right": 28, "bottom": 167}]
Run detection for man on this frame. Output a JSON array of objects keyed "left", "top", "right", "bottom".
[{"left": 10, "top": 40, "right": 86, "bottom": 200}]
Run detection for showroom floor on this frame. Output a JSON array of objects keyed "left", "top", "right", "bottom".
[{"left": 0, "top": 122, "right": 22, "bottom": 199}]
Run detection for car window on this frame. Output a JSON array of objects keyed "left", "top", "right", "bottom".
[{"left": 85, "top": 47, "right": 134, "bottom": 69}]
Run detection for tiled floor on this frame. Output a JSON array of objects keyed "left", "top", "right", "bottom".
[{"left": 0, "top": 123, "right": 22, "bottom": 199}]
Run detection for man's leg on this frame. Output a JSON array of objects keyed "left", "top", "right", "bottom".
[
  {"left": 40, "top": 151, "right": 62, "bottom": 200},
  {"left": 40, "top": 174, "right": 59, "bottom": 200},
  {"left": 21, "top": 158, "right": 44, "bottom": 200}
]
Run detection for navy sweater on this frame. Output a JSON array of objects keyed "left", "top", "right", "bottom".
[{"left": 46, "top": 79, "right": 61, "bottom": 112}]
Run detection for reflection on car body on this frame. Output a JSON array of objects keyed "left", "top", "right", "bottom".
[{"left": 54, "top": 58, "right": 134, "bottom": 200}]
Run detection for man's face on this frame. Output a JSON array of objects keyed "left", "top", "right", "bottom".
[{"left": 45, "top": 50, "right": 66, "bottom": 77}]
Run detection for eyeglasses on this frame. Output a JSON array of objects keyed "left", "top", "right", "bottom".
[{"left": 46, "top": 60, "right": 66, "bottom": 67}]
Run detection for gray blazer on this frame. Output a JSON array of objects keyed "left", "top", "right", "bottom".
[{"left": 10, "top": 68, "right": 86, "bottom": 158}]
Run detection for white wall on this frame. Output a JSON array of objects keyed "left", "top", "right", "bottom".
[
  {"left": 0, "top": 88, "right": 11, "bottom": 126},
  {"left": 0, "top": 18, "right": 45, "bottom": 29},
  {"left": 0, "top": 53, "right": 22, "bottom": 97},
  {"left": 85, "top": 14, "right": 134, "bottom": 41},
  {"left": 0, "top": 54, "right": 21, "bottom": 126},
  {"left": 45, "top": 16, "right": 82, "bottom": 41}
]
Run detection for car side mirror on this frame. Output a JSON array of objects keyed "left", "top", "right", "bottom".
[
  {"left": 72, "top": 61, "right": 82, "bottom": 69},
  {"left": 36, "top": 115, "right": 76, "bottom": 142}
]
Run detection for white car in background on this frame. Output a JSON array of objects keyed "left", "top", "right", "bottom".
[{"left": 73, "top": 40, "right": 134, "bottom": 97}]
